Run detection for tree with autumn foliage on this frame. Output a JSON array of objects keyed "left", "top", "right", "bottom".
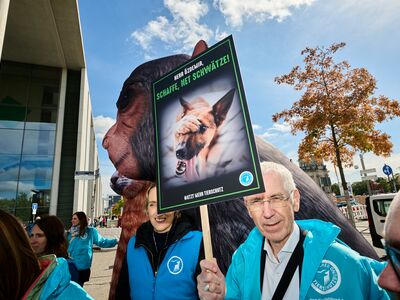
[{"left": 273, "top": 42, "right": 400, "bottom": 225}]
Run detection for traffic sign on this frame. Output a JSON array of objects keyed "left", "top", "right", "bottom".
[
  {"left": 32, "top": 202, "right": 38, "bottom": 215},
  {"left": 382, "top": 164, "right": 393, "bottom": 176},
  {"left": 74, "top": 171, "right": 95, "bottom": 180},
  {"left": 361, "top": 175, "right": 378, "bottom": 181},
  {"left": 359, "top": 168, "right": 376, "bottom": 175}
]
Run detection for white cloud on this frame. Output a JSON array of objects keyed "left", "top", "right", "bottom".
[
  {"left": 252, "top": 123, "right": 262, "bottom": 130},
  {"left": 213, "top": 0, "right": 315, "bottom": 28},
  {"left": 99, "top": 163, "right": 119, "bottom": 197},
  {"left": 285, "top": 149, "right": 299, "bottom": 163},
  {"left": 261, "top": 122, "right": 291, "bottom": 138},
  {"left": 327, "top": 0, "right": 400, "bottom": 34},
  {"left": 93, "top": 115, "right": 115, "bottom": 140},
  {"left": 131, "top": 0, "right": 213, "bottom": 53},
  {"left": 215, "top": 27, "right": 229, "bottom": 41},
  {"left": 131, "top": 0, "right": 316, "bottom": 54},
  {"left": 271, "top": 122, "right": 291, "bottom": 133},
  {"left": 261, "top": 131, "right": 274, "bottom": 139}
]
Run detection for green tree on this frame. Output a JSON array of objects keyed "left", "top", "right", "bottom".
[
  {"left": 331, "top": 183, "right": 340, "bottom": 195},
  {"left": 15, "top": 192, "right": 31, "bottom": 222},
  {"left": 395, "top": 173, "right": 400, "bottom": 192},
  {"left": 375, "top": 177, "right": 391, "bottom": 193},
  {"left": 273, "top": 42, "right": 400, "bottom": 226},
  {"left": 351, "top": 181, "right": 368, "bottom": 195},
  {"left": 112, "top": 198, "right": 125, "bottom": 216}
]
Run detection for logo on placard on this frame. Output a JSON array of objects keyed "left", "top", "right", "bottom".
[
  {"left": 311, "top": 260, "right": 341, "bottom": 295},
  {"left": 239, "top": 171, "right": 253, "bottom": 186},
  {"left": 167, "top": 256, "right": 183, "bottom": 275}
]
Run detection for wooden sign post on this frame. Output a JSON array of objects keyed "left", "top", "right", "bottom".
[{"left": 200, "top": 204, "right": 213, "bottom": 259}]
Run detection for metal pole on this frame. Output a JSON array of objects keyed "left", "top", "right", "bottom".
[
  {"left": 392, "top": 174, "right": 398, "bottom": 193},
  {"left": 359, "top": 153, "right": 372, "bottom": 196},
  {"left": 333, "top": 163, "right": 342, "bottom": 195}
]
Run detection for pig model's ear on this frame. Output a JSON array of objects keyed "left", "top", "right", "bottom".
[{"left": 191, "top": 40, "right": 208, "bottom": 58}]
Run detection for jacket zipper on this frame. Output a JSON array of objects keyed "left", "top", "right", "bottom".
[
  {"left": 137, "top": 238, "right": 180, "bottom": 277},
  {"left": 141, "top": 244, "right": 156, "bottom": 274},
  {"left": 155, "top": 249, "right": 163, "bottom": 275}
]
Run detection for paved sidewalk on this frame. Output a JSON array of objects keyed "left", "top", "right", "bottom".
[
  {"left": 84, "top": 227, "right": 121, "bottom": 300},
  {"left": 355, "top": 220, "right": 386, "bottom": 258}
]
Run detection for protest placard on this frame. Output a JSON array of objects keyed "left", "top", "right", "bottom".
[{"left": 153, "top": 35, "right": 264, "bottom": 214}]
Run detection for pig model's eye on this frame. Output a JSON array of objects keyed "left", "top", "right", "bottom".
[{"left": 117, "top": 88, "right": 136, "bottom": 111}]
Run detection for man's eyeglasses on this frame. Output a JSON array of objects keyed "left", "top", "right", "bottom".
[
  {"left": 246, "top": 192, "right": 292, "bottom": 211},
  {"left": 385, "top": 244, "right": 400, "bottom": 280}
]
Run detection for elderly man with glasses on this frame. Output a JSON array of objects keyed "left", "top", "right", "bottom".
[
  {"left": 378, "top": 191, "right": 400, "bottom": 296},
  {"left": 197, "top": 161, "right": 389, "bottom": 300}
]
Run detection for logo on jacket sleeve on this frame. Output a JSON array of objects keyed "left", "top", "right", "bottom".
[
  {"left": 311, "top": 260, "right": 341, "bottom": 295},
  {"left": 167, "top": 256, "right": 184, "bottom": 275}
]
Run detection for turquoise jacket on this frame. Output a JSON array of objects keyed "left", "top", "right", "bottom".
[
  {"left": 23, "top": 255, "right": 93, "bottom": 299},
  {"left": 67, "top": 226, "right": 117, "bottom": 270},
  {"left": 127, "top": 230, "right": 202, "bottom": 299},
  {"left": 225, "top": 219, "right": 390, "bottom": 300}
]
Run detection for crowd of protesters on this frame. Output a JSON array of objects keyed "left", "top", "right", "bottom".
[{"left": 1, "top": 163, "right": 399, "bottom": 299}]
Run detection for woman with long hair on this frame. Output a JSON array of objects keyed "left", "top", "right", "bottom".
[
  {"left": 67, "top": 211, "right": 118, "bottom": 286},
  {"left": 30, "top": 215, "right": 68, "bottom": 258},
  {"left": 30, "top": 215, "right": 79, "bottom": 282},
  {"left": 0, "top": 209, "right": 92, "bottom": 299},
  {"left": 115, "top": 183, "right": 204, "bottom": 299}
]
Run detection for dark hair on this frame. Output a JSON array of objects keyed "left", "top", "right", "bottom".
[
  {"left": 35, "top": 215, "right": 68, "bottom": 258},
  {"left": 0, "top": 209, "right": 41, "bottom": 300},
  {"left": 72, "top": 211, "right": 88, "bottom": 237}
]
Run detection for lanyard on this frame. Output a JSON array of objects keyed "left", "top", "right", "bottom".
[{"left": 260, "top": 228, "right": 307, "bottom": 299}]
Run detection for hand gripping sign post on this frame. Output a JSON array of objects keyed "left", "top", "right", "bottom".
[{"left": 152, "top": 36, "right": 264, "bottom": 259}]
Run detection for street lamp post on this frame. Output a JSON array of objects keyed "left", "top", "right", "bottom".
[{"left": 359, "top": 153, "right": 372, "bottom": 196}]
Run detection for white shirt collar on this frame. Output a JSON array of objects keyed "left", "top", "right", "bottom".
[{"left": 264, "top": 222, "right": 300, "bottom": 263}]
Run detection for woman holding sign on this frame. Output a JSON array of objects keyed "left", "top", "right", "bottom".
[{"left": 115, "top": 183, "right": 203, "bottom": 299}]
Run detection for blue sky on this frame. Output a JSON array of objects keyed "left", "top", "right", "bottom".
[{"left": 77, "top": 0, "right": 400, "bottom": 197}]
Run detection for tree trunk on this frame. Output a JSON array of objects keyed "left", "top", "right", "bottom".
[{"left": 330, "top": 124, "right": 356, "bottom": 227}]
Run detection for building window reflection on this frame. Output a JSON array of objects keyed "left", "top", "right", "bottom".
[
  {"left": 22, "top": 130, "right": 56, "bottom": 155},
  {"left": 0, "top": 61, "right": 60, "bottom": 221},
  {"left": 0, "top": 128, "right": 24, "bottom": 154}
]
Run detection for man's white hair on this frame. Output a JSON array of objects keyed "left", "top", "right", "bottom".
[{"left": 260, "top": 161, "right": 297, "bottom": 203}]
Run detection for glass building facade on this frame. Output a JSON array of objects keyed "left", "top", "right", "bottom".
[
  {"left": 0, "top": 0, "right": 104, "bottom": 225},
  {"left": 0, "top": 61, "right": 61, "bottom": 222}
]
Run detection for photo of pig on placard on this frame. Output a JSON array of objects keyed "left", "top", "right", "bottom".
[{"left": 159, "top": 80, "right": 251, "bottom": 188}]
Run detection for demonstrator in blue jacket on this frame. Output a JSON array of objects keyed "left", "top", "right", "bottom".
[
  {"left": 67, "top": 211, "right": 118, "bottom": 286},
  {"left": 0, "top": 209, "right": 92, "bottom": 300},
  {"left": 115, "top": 183, "right": 203, "bottom": 299},
  {"left": 197, "top": 161, "right": 390, "bottom": 300}
]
